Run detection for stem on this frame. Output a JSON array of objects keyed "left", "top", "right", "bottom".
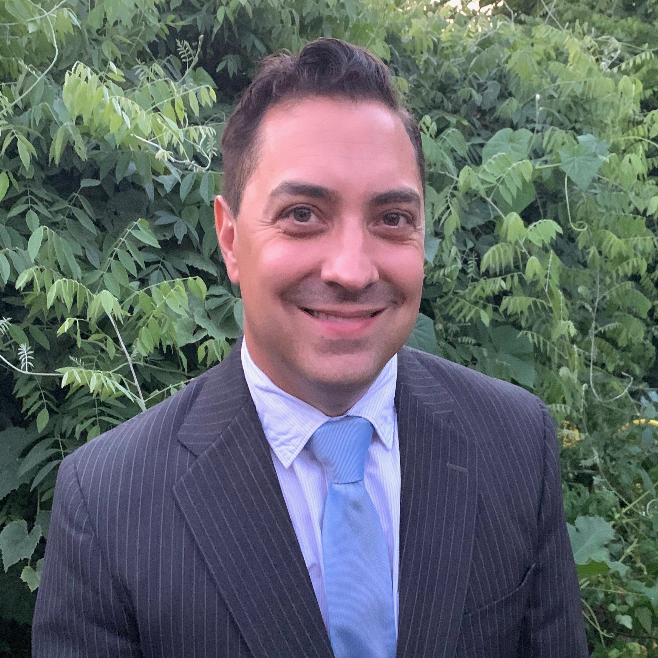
[
  {"left": 565, "top": 175, "right": 586, "bottom": 232},
  {"left": 108, "top": 314, "right": 145, "bottom": 412},
  {"left": 0, "top": 352, "right": 60, "bottom": 377},
  {"left": 589, "top": 270, "right": 602, "bottom": 403},
  {"left": 581, "top": 598, "right": 610, "bottom": 645}
]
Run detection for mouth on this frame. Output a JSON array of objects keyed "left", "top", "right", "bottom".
[{"left": 300, "top": 308, "right": 384, "bottom": 322}]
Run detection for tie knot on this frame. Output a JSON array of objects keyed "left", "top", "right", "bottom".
[{"left": 307, "top": 416, "right": 373, "bottom": 484}]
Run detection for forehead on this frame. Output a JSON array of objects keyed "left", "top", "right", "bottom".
[{"left": 240, "top": 97, "right": 422, "bottom": 207}]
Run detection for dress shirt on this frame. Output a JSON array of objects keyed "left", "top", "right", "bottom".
[{"left": 241, "top": 340, "right": 401, "bottom": 633}]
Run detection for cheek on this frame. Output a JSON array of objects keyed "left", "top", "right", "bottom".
[
  {"left": 238, "top": 240, "right": 318, "bottom": 302},
  {"left": 262, "top": 242, "right": 322, "bottom": 282},
  {"left": 384, "top": 250, "right": 425, "bottom": 297}
]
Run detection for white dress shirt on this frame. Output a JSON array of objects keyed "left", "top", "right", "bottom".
[{"left": 241, "top": 340, "right": 401, "bottom": 633}]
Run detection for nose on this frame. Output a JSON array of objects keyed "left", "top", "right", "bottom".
[{"left": 320, "top": 222, "right": 379, "bottom": 291}]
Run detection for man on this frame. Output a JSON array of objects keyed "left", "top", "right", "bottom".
[{"left": 33, "top": 39, "right": 588, "bottom": 657}]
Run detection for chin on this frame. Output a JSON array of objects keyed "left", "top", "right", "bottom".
[{"left": 304, "top": 352, "right": 388, "bottom": 390}]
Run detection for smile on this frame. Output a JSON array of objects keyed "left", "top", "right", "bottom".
[{"left": 301, "top": 308, "right": 384, "bottom": 321}]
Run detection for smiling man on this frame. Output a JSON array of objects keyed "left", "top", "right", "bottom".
[
  {"left": 215, "top": 95, "right": 425, "bottom": 415},
  {"left": 33, "top": 39, "right": 588, "bottom": 658}
]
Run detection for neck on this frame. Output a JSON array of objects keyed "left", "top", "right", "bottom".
[
  {"left": 264, "top": 364, "right": 370, "bottom": 417},
  {"left": 294, "top": 383, "right": 368, "bottom": 417},
  {"left": 243, "top": 340, "right": 374, "bottom": 417}
]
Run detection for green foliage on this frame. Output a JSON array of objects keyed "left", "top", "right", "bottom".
[
  {"left": 0, "top": 0, "right": 657, "bottom": 655},
  {"left": 568, "top": 515, "right": 628, "bottom": 577},
  {"left": 0, "top": 520, "right": 41, "bottom": 572}
]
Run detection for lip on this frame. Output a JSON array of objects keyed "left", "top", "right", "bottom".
[
  {"left": 297, "top": 306, "right": 385, "bottom": 338},
  {"left": 301, "top": 307, "right": 385, "bottom": 319}
]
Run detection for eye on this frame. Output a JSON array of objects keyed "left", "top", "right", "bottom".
[
  {"left": 381, "top": 212, "right": 412, "bottom": 228},
  {"left": 288, "top": 206, "right": 315, "bottom": 223},
  {"left": 277, "top": 205, "right": 324, "bottom": 236}
]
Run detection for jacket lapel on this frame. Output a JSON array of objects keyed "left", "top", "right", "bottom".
[
  {"left": 172, "top": 344, "right": 333, "bottom": 658},
  {"left": 395, "top": 348, "right": 479, "bottom": 658}
]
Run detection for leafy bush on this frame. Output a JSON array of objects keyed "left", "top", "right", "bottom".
[{"left": 0, "top": 0, "right": 657, "bottom": 655}]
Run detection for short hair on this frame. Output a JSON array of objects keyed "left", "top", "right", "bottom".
[{"left": 220, "top": 38, "right": 425, "bottom": 216}]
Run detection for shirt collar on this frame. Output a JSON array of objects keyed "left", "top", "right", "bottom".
[{"left": 241, "top": 340, "right": 397, "bottom": 469}]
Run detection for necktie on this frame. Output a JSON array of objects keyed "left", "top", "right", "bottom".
[{"left": 307, "top": 416, "right": 397, "bottom": 658}]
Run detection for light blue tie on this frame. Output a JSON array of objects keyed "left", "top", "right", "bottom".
[{"left": 307, "top": 416, "right": 397, "bottom": 658}]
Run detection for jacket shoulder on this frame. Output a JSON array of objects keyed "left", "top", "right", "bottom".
[
  {"left": 398, "top": 346, "right": 551, "bottom": 457},
  {"left": 62, "top": 347, "right": 245, "bottom": 482},
  {"left": 399, "top": 345, "right": 542, "bottom": 410}
]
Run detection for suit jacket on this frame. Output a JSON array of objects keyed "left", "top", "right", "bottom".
[{"left": 32, "top": 344, "right": 588, "bottom": 658}]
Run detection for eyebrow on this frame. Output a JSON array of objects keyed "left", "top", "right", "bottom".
[
  {"left": 269, "top": 181, "right": 336, "bottom": 202},
  {"left": 369, "top": 189, "right": 422, "bottom": 208},
  {"left": 269, "top": 181, "right": 422, "bottom": 209}
]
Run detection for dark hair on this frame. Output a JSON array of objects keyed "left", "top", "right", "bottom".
[{"left": 220, "top": 38, "right": 425, "bottom": 215}]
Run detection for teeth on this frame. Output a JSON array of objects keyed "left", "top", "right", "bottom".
[
  {"left": 317, "top": 312, "right": 359, "bottom": 322},
  {"left": 305, "top": 309, "right": 379, "bottom": 321}
]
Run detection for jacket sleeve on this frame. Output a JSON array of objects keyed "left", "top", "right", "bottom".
[
  {"left": 32, "top": 455, "right": 141, "bottom": 657},
  {"left": 520, "top": 402, "right": 589, "bottom": 657}
]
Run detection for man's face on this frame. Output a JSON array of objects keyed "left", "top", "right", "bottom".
[{"left": 215, "top": 96, "right": 425, "bottom": 414}]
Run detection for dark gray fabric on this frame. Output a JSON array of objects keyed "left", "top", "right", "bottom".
[{"left": 32, "top": 343, "right": 589, "bottom": 657}]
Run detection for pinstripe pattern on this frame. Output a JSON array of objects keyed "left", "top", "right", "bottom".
[{"left": 33, "top": 342, "right": 588, "bottom": 658}]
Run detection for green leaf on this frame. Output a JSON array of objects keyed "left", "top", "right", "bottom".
[
  {"left": 20, "top": 559, "right": 43, "bottom": 592},
  {"left": 524, "top": 255, "right": 543, "bottom": 282},
  {"left": 187, "top": 276, "right": 207, "bottom": 300},
  {"left": 647, "top": 196, "right": 658, "bottom": 216},
  {"left": 0, "top": 253, "right": 10, "bottom": 284},
  {"left": 98, "top": 290, "right": 118, "bottom": 318},
  {"left": 28, "top": 325, "right": 50, "bottom": 350},
  {"left": 18, "top": 438, "right": 56, "bottom": 477},
  {"left": 405, "top": 313, "right": 439, "bottom": 355},
  {"left": 500, "top": 212, "right": 527, "bottom": 242},
  {"left": 89, "top": 289, "right": 122, "bottom": 322},
  {"left": 424, "top": 235, "right": 440, "bottom": 263},
  {"left": 102, "top": 271, "right": 121, "bottom": 297},
  {"left": 233, "top": 298, "right": 244, "bottom": 330},
  {"left": 49, "top": 124, "right": 69, "bottom": 164},
  {"left": 27, "top": 226, "right": 44, "bottom": 262},
  {"left": 482, "top": 128, "right": 533, "bottom": 163},
  {"left": 17, "top": 138, "right": 31, "bottom": 171},
  {"left": 559, "top": 134, "right": 609, "bottom": 191},
  {"left": 0, "top": 428, "right": 36, "bottom": 500},
  {"left": 526, "top": 220, "right": 562, "bottom": 247},
  {"left": 635, "top": 607, "right": 652, "bottom": 633},
  {"left": 117, "top": 249, "right": 137, "bottom": 276},
  {"left": 30, "top": 460, "right": 61, "bottom": 491},
  {"left": 616, "top": 614, "right": 633, "bottom": 630},
  {"left": 575, "top": 560, "right": 610, "bottom": 579},
  {"left": 132, "top": 225, "right": 160, "bottom": 249},
  {"left": 25, "top": 209, "right": 39, "bottom": 232},
  {"left": 0, "top": 520, "right": 41, "bottom": 571},
  {"left": 8, "top": 323, "right": 29, "bottom": 346},
  {"left": 0, "top": 171, "right": 9, "bottom": 202},
  {"left": 188, "top": 90, "right": 199, "bottom": 116},
  {"left": 568, "top": 515, "right": 616, "bottom": 565},
  {"left": 180, "top": 172, "right": 196, "bottom": 202},
  {"left": 36, "top": 408, "right": 49, "bottom": 433},
  {"left": 111, "top": 258, "right": 130, "bottom": 288},
  {"left": 35, "top": 512, "right": 50, "bottom": 540},
  {"left": 199, "top": 172, "right": 215, "bottom": 204}
]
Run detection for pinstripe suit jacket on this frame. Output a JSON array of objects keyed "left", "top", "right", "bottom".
[{"left": 33, "top": 344, "right": 588, "bottom": 658}]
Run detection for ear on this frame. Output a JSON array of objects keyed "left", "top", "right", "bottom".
[{"left": 214, "top": 195, "right": 240, "bottom": 285}]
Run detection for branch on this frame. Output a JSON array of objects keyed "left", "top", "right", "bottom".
[
  {"left": 0, "top": 351, "right": 60, "bottom": 377},
  {"left": 108, "top": 314, "right": 146, "bottom": 412}
]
